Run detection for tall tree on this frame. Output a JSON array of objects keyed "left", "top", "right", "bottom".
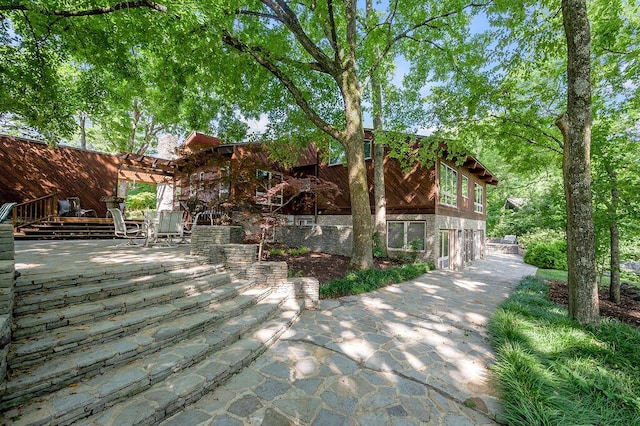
[{"left": 555, "top": 0, "right": 598, "bottom": 324}]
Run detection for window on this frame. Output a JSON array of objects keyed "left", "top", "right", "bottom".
[
  {"left": 328, "top": 139, "right": 373, "bottom": 165},
  {"left": 198, "top": 171, "right": 205, "bottom": 181},
  {"left": 256, "top": 170, "right": 283, "bottom": 206},
  {"left": 438, "top": 230, "right": 450, "bottom": 269},
  {"left": 297, "top": 219, "right": 314, "bottom": 226},
  {"left": 363, "top": 139, "right": 372, "bottom": 160},
  {"left": 474, "top": 183, "right": 484, "bottom": 213},
  {"left": 439, "top": 162, "right": 458, "bottom": 207},
  {"left": 387, "top": 221, "right": 426, "bottom": 251},
  {"left": 329, "top": 141, "right": 346, "bottom": 166},
  {"left": 461, "top": 175, "right": 469, "bottom": 199}
]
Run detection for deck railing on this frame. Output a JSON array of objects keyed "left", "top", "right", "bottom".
[{"left": 13, "top": 193, "right": 58, "bottom": 231}]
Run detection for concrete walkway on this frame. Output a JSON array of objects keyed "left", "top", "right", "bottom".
[{"left": 161, "top": 254, "right": 537, "bottom": 426}]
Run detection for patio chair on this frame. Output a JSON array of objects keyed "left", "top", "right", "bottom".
[
  {"left": 108, "top": 208, "right": 146, "bottom": 245},
  {"left": 68, "top": 197, "right": 97, "bottom": 217},
  {"left": 151, "top": 210, "right": 184, "bottom": 246},
  {"left": 0, "top": 202, "right": 16, "bottom": 223}
]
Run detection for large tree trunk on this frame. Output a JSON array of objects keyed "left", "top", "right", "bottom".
[
  {"left": 342, "top": 76, "right": 374, "bottom": 270},
  {"left": 556, "top": 0, "right": 599, "bottom": 324},
  {"left": 609, "top": 169, "right": 621, "bottom": 303},
  {"left": 366, "top": 0, "right": 387, "bottom": 258},
  {"left": 371, "top": 75, "right": 387, "bottom": 258}
]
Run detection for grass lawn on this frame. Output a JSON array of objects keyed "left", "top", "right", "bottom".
[
  {"left": 536, "top": 268, "right": 640, "bottom": 289},
  {"left": 489, "top": 276, "right": 640, "bottom": 425},
  {"left": 319, "top": 262, "right": 433, "bottom": 298}
]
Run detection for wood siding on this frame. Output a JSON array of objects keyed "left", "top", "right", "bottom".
[
  {"left": 0, "top": 136, "right": 122, "bottom": 216},
  {"left": 316, "top": 153, "right": 437, "bottom": 215}
]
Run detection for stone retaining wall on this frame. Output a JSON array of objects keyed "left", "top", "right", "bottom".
[
  {"left": 0, "top": 225, "right": 15, "bottom": 394},
  {"left": 246, "top": 262, "right": 288, "bottom": 288},
  {"left": 191, "top": 226, "right": 244, "bottom": 260},
  {"left": 286, "top": 277, "right": 320, "bottom": 310},
  {"left": 486, "top": 243, "right": 522, "bottom": 255},
  {"left": 276, "top": 225, "right": 352, "bottom": 257}
]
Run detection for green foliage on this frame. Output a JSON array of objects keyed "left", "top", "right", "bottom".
[
  {"left": 288, "top": 247, "right": 310, "bottom": 256},
  {"left": 524, "top": 240, "right": 567, "bottom": 271},
  {"left": 269, "top": 246, "right": 309, "bottom": 257},
  {"left": 269, "top": 247, "right": 287, "bottom": 256},
  {"left": 125, "top": 184, "right": 156, "bottom": 214},
  {"left": 319, "top": 263, "right": 433, "bottom": 299},
  {"left": 519, "top": 229, "right": 566, "bottom": 250},
  {"left": 489, "top": 276, "right": 640, "bottom": 426}
]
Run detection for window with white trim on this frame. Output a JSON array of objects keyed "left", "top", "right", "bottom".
[
  {"left": 439, "top": 162, "right": 458, "bottom": 207},
  {"left": 474, "top": 183, "right": 484, "bottom": 213},
  {"left": 461, "top": 175, "right": 469, "bottom": 199},
  {"left": 387, "top": 221, "right": 426, "bottom": 251},
  {"left": 256, "top": 170, "right": 283, "bottom": 206}
]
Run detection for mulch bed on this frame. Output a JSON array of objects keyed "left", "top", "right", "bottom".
[
  {"left": 548, "top": 280, "right": 640, "bottom": 328},
  {"left": 265, "top": 251, "right": 402, "bottom": 285}
]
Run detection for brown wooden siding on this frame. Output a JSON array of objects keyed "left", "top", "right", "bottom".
[
  {"left": 0, "top": 136, "right": 173, "bottom": 217},
  {"left": 0, "top": 136, "right": 122, "bottom": 216}
]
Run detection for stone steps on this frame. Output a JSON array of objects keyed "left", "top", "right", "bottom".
[
  {"left": 11, "top": 269, "right": 233, "bottom": 340},
  {"left": 14, "top": 256, "right": 213, "bottom": 295},
  {"left": 3, "top": 289, "right": 302, "bottom": 425},
  {"left": 9, "top": 276, "right": 252, "bottom": 367},
  {"left": 2, "top": 282, "right": 277, "bottom": 410},
  {"left": 13, "top": 263, "right": 222, "bottom": 316}
]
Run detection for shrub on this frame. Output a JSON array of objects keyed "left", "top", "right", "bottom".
[
  {"left": 289, "top": 246, "right": 310, "bottom": 256},
  {"left": 518, "top": 229, "right": 565, "bottom": 250},
  {"left": 319, "top": 262, "right": 433, "bottom": 298},
  {"left": 524, "top": 240, "right": 567, "bottom": 270},
  {"left": 269, "top": 247, "right": 287, "bottom": 256}
]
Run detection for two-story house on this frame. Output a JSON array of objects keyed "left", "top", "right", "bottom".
[{"left": 177, "top": 131, "right": 498, "bottom": 270}]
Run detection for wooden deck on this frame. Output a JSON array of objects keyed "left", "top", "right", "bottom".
[{"left": 14, "top": 217, "right": 125, "bottom": 240}]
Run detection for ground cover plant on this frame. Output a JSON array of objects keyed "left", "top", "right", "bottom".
[
  {"left": 489, "top": 276, "right": 640, "bottom": 425},
  {"left": 319, "top": 262, "right": 433, "bottom": 299}
]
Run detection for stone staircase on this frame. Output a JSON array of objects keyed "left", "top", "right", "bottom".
[{"left": 1, "top": 251, "right": 305, "bottom": 425}]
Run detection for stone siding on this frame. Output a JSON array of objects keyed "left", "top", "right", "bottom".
[
  {"left": 276, "top": 225, "right": 352, "bottom": 257},
  {"left": 0, "top": 225, "right": 15, "bottom": 394}
]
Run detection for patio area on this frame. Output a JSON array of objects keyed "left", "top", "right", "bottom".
[{"left": 14, "top": 239, "right": 195, "bottom": 281}]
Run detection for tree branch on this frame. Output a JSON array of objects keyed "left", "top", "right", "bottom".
[
  {"left": 326, "top": 0, "right": 340, "bottom": 62},
  {"left": 496, "top": 114, "right": 565, "bottom": 151},
  {"left": 364, "top": 2, "right": 490, "bottom": 83},
  {"left": 222, "top": 30, "right": 341, "bottom": 141},
  {"left": 500, "top": 130, "right": 564, "bottom": 155},
  {"left": 0, "top": 0, "right": 167, "bottom": 16},
  {"left": 261, "top": 0, "right": 337, "bottom": 74}
]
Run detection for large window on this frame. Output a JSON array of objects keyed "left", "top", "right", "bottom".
[
  {"left": 439, "top": 162, "right": 458, "bottom": 207},
  {"left": 387, "top": 221, "right": 426, "bottom": 251},
  {"left": 328, "top": 139, "right": 372, "bottom": 165},
  {"left": 474, "top": 183, "right": 484, "bottom": 213},
  {"left": 256, "top": 170, "right": 283, "bottom": 206},
  {"left": 461, "top": 175, "right": 469, "bottom": 199}
]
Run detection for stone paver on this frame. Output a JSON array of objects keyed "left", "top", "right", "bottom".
[{"left": 158, "top": 253, "right": 536, "bottom": 425}]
